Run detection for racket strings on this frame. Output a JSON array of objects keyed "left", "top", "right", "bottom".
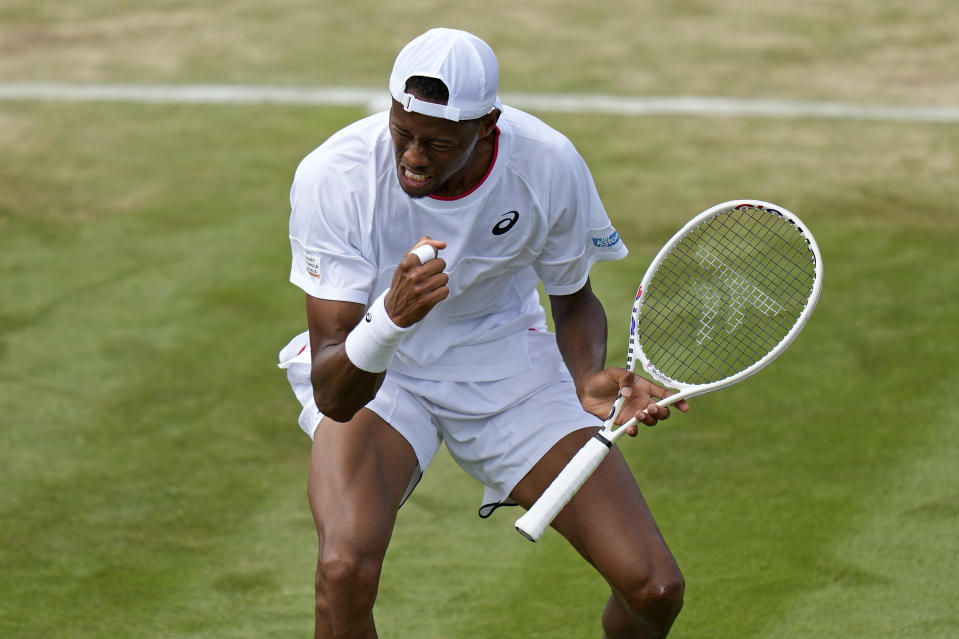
[{"left": 637, "top": 206, "right": 817, "bottom": 386}]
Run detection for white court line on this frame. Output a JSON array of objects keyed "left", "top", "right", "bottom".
[{"left": 2, "top": 82, "right": 958, "bottom": 122}]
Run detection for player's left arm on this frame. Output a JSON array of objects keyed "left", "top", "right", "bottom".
[{"left": 550, "top": 281, "right": 687, "bottom": 433}]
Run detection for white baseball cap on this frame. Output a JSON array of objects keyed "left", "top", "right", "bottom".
[{"left": 389, "top": 28, "right": 502, "bottom": 122}]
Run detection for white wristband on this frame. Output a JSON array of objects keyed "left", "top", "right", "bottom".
[{"left": 344, "top": 289, "right": 412, "bottom": 373}]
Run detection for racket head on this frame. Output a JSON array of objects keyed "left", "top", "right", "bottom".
[{"left": 630, "top": 200, "right": 822, "bottom": 399}]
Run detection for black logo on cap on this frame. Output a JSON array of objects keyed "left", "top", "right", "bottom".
[{"left": 492, "top": 210, "right": 520, "bottom": 235}]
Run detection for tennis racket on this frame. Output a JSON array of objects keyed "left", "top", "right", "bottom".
[{"left": 515, "top": 199, "right": 823, "bottom": 542}]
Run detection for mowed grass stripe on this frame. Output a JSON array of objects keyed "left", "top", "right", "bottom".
[
  {"left": 0, "top": 101, "right": 325, "bottom": 637},
  {"left": 758, "top": 402, "right": 959, "bottom": 638},
  {"left": 0, "top": 214, "right": 299, "bottom": 635},
  {"left": 1, "top": 0, "right": 957, "bottom": 108},
  {"left": 755, "top": 227, "right": 959, "bottom": 638},
  {"left": 725, "top": 227, "right": 958, "bottom": 639}
]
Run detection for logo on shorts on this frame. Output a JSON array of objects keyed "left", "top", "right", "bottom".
[
  {"left": 365, "top": 313, "right": 372, "bottom": 322},
  {"left": 305, "top": 254, "right": 321, "bottom": 279},
  {"left": 492, "top": 210, "right": 520, "bottom": 235},
  {"left": 591, "top": 230, "right": 621, "bottom": 248}
]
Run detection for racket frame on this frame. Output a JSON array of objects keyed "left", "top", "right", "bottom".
[
  {"left": 633, "top": 199, "right": 823, "bottom": 410},
  {"left": 515, "top": 199, "right": 823, "bottom": 542}
]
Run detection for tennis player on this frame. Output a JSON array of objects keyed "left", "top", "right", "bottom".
[{"left": 278, "top": 28, "right": 689, "bottom": 638}]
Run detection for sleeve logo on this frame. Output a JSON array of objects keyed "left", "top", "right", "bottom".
[{"left": 591, "top": 230, "right": 621, "bottom": 248}]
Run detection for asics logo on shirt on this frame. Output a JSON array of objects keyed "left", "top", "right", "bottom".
[{"left": 492, "top": 210, "right": 520, "bottom": 235}]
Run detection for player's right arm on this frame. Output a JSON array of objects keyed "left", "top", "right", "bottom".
[
  {"left": 306, "top": 296, "right": 379, "bottom": 422},
  {"left": 307, "top": 240, "right": 448, "bottom": 422}
]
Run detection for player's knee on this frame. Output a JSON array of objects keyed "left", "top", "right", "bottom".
[
  {"left": 603, "top": 568, "right": 684, "bottom": 639},
  {"left": 316, "top": 546, "right": 383, "bottom": 607},
  {"left": 644, "top": 574, "right": 685, "bottom": 617},
  {"left": 624, "top": 571, "right": 685, "bottom": 624}
]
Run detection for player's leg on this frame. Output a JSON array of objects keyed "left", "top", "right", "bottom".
[
  {"left": 511, "top": 428, "right": 684, "bottom": 639},
  {"left": 308, "top": 408, "right": 419, "bottom": 639}
]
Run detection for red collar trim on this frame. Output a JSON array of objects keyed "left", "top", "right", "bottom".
[{"left": 429, "top": 127, "right": 500, "bottom": 201}]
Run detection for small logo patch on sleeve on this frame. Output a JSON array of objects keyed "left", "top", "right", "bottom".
[
  {"left": 305, "top": 254, "right": 321, "bottom": 279},
  {"left": 591, "top": 230, "right": 621, "bottom": 248}
]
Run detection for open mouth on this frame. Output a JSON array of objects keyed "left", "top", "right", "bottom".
[{"left": 399, "top": 166, "right": 431, "bottom": 191}]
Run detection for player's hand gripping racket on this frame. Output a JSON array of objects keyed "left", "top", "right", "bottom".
[{"left": 515, "top": 200, "right": 823, "bottom": 542}]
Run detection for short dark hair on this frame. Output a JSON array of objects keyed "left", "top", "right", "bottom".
[{"left": 404, "top": 76, "right": 450, "bottom": 104}]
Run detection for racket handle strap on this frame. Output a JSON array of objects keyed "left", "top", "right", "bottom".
[{"left": 515, "top": 435, "right": 613, "bottom": 542}]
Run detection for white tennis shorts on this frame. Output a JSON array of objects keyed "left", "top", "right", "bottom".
[{"left": 278, "top": 329, "right": 602, "bottom": 517}]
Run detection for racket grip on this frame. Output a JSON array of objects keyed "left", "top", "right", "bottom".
[{"left": 515, "top": 435, "right": 613, "bottom": 542}]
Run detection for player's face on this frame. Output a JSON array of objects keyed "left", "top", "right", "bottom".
[{"left": 389, "top": 100, "right": 493, "bottom": 198}]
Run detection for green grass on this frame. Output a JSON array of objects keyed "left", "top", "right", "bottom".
[
  {"left": 2, "top": 2, "right": 958, "bottom": 637},
  {"left": 2, "top": 0, "right": 959, "bottom": 105},
  {"left": 2, "top": 99, "right": 956, "bottom": 638}
]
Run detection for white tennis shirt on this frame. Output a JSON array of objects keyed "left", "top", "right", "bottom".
[{"left": 288, "top": 105, "right": 628, "bottom": 382}]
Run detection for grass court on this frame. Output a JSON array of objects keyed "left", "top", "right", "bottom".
[{"left": 1, "top": 2, "right": 957, "bottom": 637}]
